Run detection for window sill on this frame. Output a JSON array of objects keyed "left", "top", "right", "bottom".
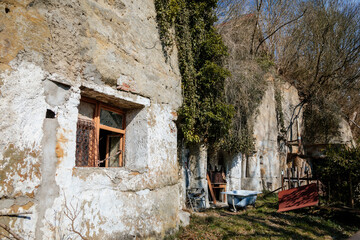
[{"left": 73, "top": 166, "right": 146, "bottom": 175}]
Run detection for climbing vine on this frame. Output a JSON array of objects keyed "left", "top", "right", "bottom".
[
  {"left": 155, "top": 0, "right": 233, "bottom": 145},
  {"left": 274, "top": 80, "right": 286, "bottom": 135},
  {"left": 217, "top": 15, "right": 271, "bottom": 155}
]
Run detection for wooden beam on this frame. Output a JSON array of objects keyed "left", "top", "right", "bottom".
[
  {"left": 206, "top": 173, "right": 216, "bottom": 204},
  {"left": 99, "top": 124, "right": 125, "bottom": 134}
]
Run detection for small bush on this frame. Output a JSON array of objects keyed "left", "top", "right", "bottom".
[{"left": 314, "top": 145, "right": 360, "bottom": 208}]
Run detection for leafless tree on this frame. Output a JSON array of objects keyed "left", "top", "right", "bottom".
[
  {"left": 278, "top": 0, "right": 360, "bottom": 142},
  {"left": 217, "top": 0, "right": 305, "bottom": 56},
  {"left": 218, "top": 12, "right": 269, "bottom": 153},
  {"left": 217, "top": 0, "right": 360, "bottom": 142}
]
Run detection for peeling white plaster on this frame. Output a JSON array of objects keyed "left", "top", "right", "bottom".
[
  {"left": 0, "top": 0, "right": 184, "bottom": 238},
  {"left": 136, "top": 189, "right": 150, "bottom": 196},
  {"left": 0, "top": 60, "right": 46, "bottom": 150}
]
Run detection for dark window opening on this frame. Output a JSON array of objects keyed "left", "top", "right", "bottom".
[
  {"left": 76, "top": 97, "right": 125, "bottom": 167},
  {"left": 99, "top": 129, "right": 123, "bottom": 167},
  {"left": 46, "top": 109, "right": 56, "bottom": 118}
]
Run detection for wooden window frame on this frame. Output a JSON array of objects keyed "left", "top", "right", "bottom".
[{"left": 78, "top": 96, "right": 126, "bottom": 167}]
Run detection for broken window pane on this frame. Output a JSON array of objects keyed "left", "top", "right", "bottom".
[{"left": 100, "top": 109, "right": 123, "bottom": 129}]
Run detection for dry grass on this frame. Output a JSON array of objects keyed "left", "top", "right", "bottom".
[{"left": 168, "top": 194, "right": 360, "bottom": 240}]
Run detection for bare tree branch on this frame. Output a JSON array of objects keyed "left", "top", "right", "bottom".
[
  {"left": 254, "top": 9, "right": 307, "bottom": 55},
  {"left": 0, "top": 223, "right": 23, "bottom": 240}
]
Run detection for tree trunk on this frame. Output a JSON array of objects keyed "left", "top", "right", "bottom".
[{"left": 349, "top": 173, "right": 354, "bottom": 208}]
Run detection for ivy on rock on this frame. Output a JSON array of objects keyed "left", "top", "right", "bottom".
[{"left": 155, "top": 0, "right": 233, "bottom": 145}]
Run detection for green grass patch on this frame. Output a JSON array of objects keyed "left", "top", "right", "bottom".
[{"left": 171, "top": 194, "right": 359, "bottom": 239}]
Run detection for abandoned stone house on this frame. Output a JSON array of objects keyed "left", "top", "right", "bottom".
[
  {"left": 0, "top": 0, "right": 187, "bottom": 239},
  {"left": 0, "top": 0, "right": 357, "bottom": 239}
]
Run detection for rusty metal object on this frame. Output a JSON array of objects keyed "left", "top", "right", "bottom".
[
  {"left": 278, "top": 183, "right": 319, "bottom": 212},
  {"left": 76, "top": 118, "right": 96, "bottom": 167}
]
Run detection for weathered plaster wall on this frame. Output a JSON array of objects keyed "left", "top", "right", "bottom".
[
  {"left": 0, "top": 0, "right": 181, "bottom": 106},
  {"left": 187, "top": 144, "right": 209, "bottom": 208},
  {"left": 224, "top": 153, "right": 242, "bottom": 191},
  {"left": 0, "top": 0, "right": 183, "bottom": 239}
]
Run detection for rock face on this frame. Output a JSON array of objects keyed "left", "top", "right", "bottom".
[
  {"left": 223, "top": 76, "right": 303, "bottom": 191},
  {"left": 183, "top": 75, "right": 304, "bottom": 201},
  {"left": 0, "top": 0, "right": 183, "bottom": 239},
  {"left": 223, "top": 76, "right": 355, "bottom": 192}
]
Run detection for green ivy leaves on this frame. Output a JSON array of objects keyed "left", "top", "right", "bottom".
[{"left": 155, "top": 0, "right": 233, "bottom": 146}]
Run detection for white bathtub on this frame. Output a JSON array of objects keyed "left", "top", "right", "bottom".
[{"left": 221, "top": 190, "right": 262, "bottom": 211}]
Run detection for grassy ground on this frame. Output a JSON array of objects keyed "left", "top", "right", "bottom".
[{"left": 169, "top": 194, "right": 360, "bottom": 240}]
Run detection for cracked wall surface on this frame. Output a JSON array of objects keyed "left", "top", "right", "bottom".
[{"left": 0, "top": 0, "right": 183, "bottom": 239}]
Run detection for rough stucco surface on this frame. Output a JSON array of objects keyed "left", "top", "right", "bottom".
[
  {"left": 187, "top": 144, "right": 209, "bottom": 208},
  {"left": 0, "top": 0, "right": 183, "bottom": 239}
]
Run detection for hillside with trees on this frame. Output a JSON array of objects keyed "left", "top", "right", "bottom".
[{"left": 217, "top": 0, "right": 360, "bottom": 144}]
